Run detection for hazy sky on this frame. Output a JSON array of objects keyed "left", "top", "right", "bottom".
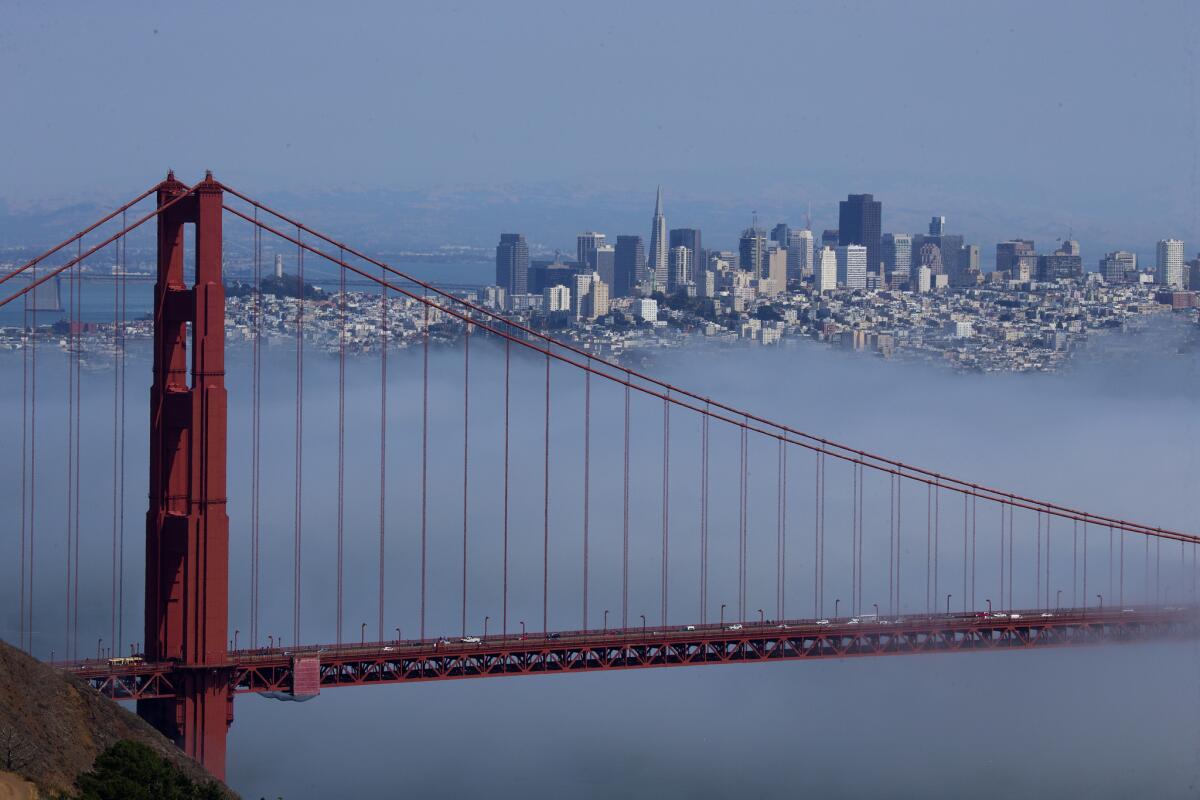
[{"left": 3, "top": 0, "right": 1199, "bottom": 251}]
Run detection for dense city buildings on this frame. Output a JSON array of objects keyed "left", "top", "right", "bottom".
[
  {"left": 495, "top": 232, "right": 529, "bottom": 298},
  {"left": 838, "top": 193, "right": 882, "bottom": 278}
]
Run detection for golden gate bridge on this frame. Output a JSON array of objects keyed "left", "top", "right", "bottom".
[{"left": 2, "top": 172, "right": 1197, "bottom": 780}]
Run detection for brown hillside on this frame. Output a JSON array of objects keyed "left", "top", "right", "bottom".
[{"left": 0, "top": 641, "right": 236, "bottom": 798}]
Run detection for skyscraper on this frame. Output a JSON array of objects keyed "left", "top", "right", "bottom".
[
  {"left": 838, "top": 194, "right": 883, "bottom": 278},
  {"left": 1157, "top": 239, "right": 1185, "bottom": 288},
  {"left": 669, "top": 228, "right": 702, "bottom": 286},
  {"left": 648, "top": 187, "right": 669, "bottom": 292},
  {"left": 613, "top": 235, "right": 644, "bottom": 298},
  {"left": 759, "top": 246, "right": 787, "bottom": 296},
  {"left": 668, "top": 245, "right": 692, "bottom": 294},
  {"left": 882, "top": 233, "right": 912, "bottom": 286},
  {"left": 577, "top": 232, "right": 606, "bottom": 270},
  {"left": 770, "top": 223, "right": 790, "bottom": 248},
  {"left": 594, "top": 244, "right": 615, "bottom": 290},
  {"left": 836, "top": 244, "right": 868, "bottom": 290},
  {"left": 739, "top": 226, "right": 767, "bottom": 278},
  {"left": 787, "top": 229, "right": 814, "bottom": 282},
  {"left": 821, "top": 229, "right": 840, "bottom": 250},
  {"left": 815, "top": 246, "right": 837, "bottom": 293},
  {"left": 495, "top": 233, "right": 529, "bottom": 298},
  {"left": 928, "top": 216, "right": 945, "bottom": 237}
]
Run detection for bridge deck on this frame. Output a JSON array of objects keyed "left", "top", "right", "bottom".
[{"left": 64, "top": 606, "right": 1198, "bottom": 701}]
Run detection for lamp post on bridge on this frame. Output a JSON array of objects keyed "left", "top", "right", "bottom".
[
  {"left": 395, "top": 628, "right": 401, "bottom": 643},
  {"left": 268, "top": 635, "right": 274, "bottom": 649},
  {"left": 835, "top": 599, "right": 840, "bottom": 619},
  {"left": 603, "top": 610, "right": 609, "bottom": 633},
  {"left": 985, "top": 599, "right": 992, "bottom": 615},
  {"left": 873, "top": 603, "right": 879, "bottom": 620},
  {"left": 720, "top": 604, "right": 726, "bottom": 627},
  {"left": 520, "top": 620, "right": 526, "bottom": 640},
  {"left": 1096, "top": 593, "right": 1103, "bottom": 611},
  {"left": 946, "top": 594, "right": 952, "bottom": 614},
  {"left": 1057, "top": 590, "right": 1062, "bottom": 611},
  {"left": 758, "top": 609, "right": 764, "bottom": 625},
  {"left": 484, "top": 616, "right": 490, "bottom": 640},
  {"left": 360, "top": 622, "right": 366, "bottom": 646},
  {"left": 233, "top": 630, "right": 239, "bottom": 651},
  {"left": 640, "top": 614, "right": 646, "bottom": 635},
  {"left": 97, "top": 638, "right": 103, "bottom": 661}
]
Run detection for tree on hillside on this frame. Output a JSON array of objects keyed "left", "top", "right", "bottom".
[
  {"left": 63, "top": 740, "right": 224, "bottom": 800},
  {"left": 0, "top": 724, "right": 37, "bottom": 771}
]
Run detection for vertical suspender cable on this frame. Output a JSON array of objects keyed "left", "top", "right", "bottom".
[
  {"left": 502, "top": 334, "right": 510, "bottom": 636},
  {"left": 661, "top": 394, "right": 670, "bottom": 626},
  {"left": 74, "top": 251, "right": 82, "bottom": 657},
  {"left": 67, "top": 242, "right": 76, "bottom": 658},
  {"left": 19, "top": 266, "right": 29, "bottom": 652},
  {"left": 962, "top": 494, "right": 968, "bottom": 613},
  {"left": 335, "top": 247, "right": 345, "bottom": 645},
  {"left": 420, "top": 296, "right": 430, "bottom": 640},
  {"left": 543, "top": 351, "right": 550, "bottom": 634},
  {"left": 622, "top": 375, "right": 631, "bottom": 628},
  {"left": 293, "top": 229, "right": 304, "bottom": 647},
  {"left": 461, "top": 320, "right": 470, "bottom": 637},
  {"left": 700, "top": 408, "right": 708, "bottom": 624},
  {"left": 379, "top": 264, "right": 388, "bottom": 641},
  {"left": 117, "top": 214, "right": 127, "bottom": 654},
  {"left": 738, "top": 420, "right": 747, "bottom": 621},
  {"left": 251, "top": 216, "right": 262, "bottom": 648},
  {"left": 582, "top": 362, "right": 591, "bottom": 630},
  {"left": 776, "top": 439, "right": 783, "bottom": 620},
  {"left": 888, "top": 475, "right": 894, "bottom": 616},
  {"left": 27, "top": 260, "right": 37, "bottom": 653}
]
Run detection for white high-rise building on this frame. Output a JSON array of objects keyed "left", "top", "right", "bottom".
[
  {"left": 916, "top": 265, "right": 932, "bottom": 293},
  {"left": 634, "top": 297, "right": 659, "bottom": 322},
  {"left": 787, "top": 229, "right": 814, "bottom": 281},
  {"left": 572, "top": 272, "right": 594, "bottom": 319},
  {"left": 543, "top": 284, "right": 571, "bottom": 313},
  {"left": 668, "top": 245, "right": 691, "bottom": 294},
  {"left": 647, "top": 186, "right": 669, "bottom": 292},
  {"left": 883, "top": 233, "right": 912, "bottom": 287},
  {"left": 835, "top": 244, "right": 868, "bottom": 290},
  {"left": 815, "top": 246, "right": 837, "bottom": 293},
  {"left": 1157, "top": 239, "right": 1185, "bottom": 289}
]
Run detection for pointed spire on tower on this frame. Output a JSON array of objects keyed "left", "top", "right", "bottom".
[{"left": 654, "top": 185, "right": 663, "bottom": 217}]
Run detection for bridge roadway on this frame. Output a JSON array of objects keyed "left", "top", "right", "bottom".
[{"left": 65, "top": 606, "right": 1199, "bottom": 701}]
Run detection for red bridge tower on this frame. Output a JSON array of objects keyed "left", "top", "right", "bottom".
[{"left": 138, "top": 172, "right": 233, "bottom": 778}]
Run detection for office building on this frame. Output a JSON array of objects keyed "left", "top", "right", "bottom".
[
  {"left": 495, "top": 233, "right": 529, "bottom": 298},
  {"left": 1157, "top": 239, "right": 1185, "bottom": 288},
  {"left": 787, "top": 229, "right": 814, "bottom": 281},
  {"left": 613, "top": 235, "right": 644, "bottom": 297},
  {"left": 814, "top": 246, "right": 837, "bottom": 293},
  {"left": 996, "top": 240, "right": 1036, "bottom": 276},
  {"left": 759, "top": 246, "right": 787, "bottom": 296},
  {"left": 836, "top": 244, "right": 868, "bottom": 290},
  {"left": 838, "top": 194, "right": 883, "bottom": 277},
  {"left": 739, "top": 226, "right": 767, "bottom": 278},
  {"left": 1100, "top": 251, "right": 1137, "bottom": 284},
  {"left": 648, "top": 187, "right": 669, "bottom": 292},
  {"left": 634, "top": 297, "right": 659, "bottom": 322},
  {"left": 669, "top": 228, "right": 702, "bottom": 285},
  {"left": 770, "top": 223, "right": 790, "bottom": 248},
  {"left": 669, "top": 245, "right": 692, "bottom": 294},
  {"left": 594, "top": 244, "right": 615, "bottom": 289},
  {"left": 543, "top": 283, "right": 571, "bottom": 313},
  {"left": 1038, "top": 241, "right": 1083, "bottom": 281},
  {"left": 883, "top": 233, "right": 912, "bottom": 287},
  {"left": 577, "top": 232, "right": 606, "bottom": 270},
  {"left": 929, "top": 216, "right": 945, "bottom": 237},
  {"left": 821, "top": 229, "right": 840, "bottom": 250}
]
